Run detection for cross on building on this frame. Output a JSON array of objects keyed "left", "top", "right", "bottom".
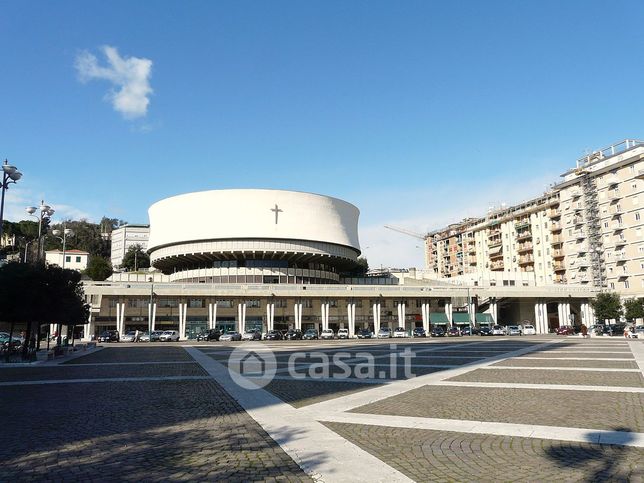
[{"left": 270, "top": 204, "right": 283, "bottom": 224}]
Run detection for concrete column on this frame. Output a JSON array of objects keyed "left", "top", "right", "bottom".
[
  {"left": 118, "top": 303, "right": 125, "bottom": 336},
  {"left": 84, "top": 314, "right": 93, "bottom": 341},
  {"left": 267, "top": 302, "right": 274, "bottom": 331},
  {"left": 489, "top": 299, "right": 498, "bottom": 324},
  {"left": 238, "top": 302, "right": 246, "bottom": 333},
  {"left": 178, "top": 303, "right": 187, "bottom": 340},
  {"left": 151, "top": 303, "right": 157, "bottom": 332},
  {"left": 295, "top": 302, "right": 302, "bottom": 330},
  {"left": 373, "top": 302, "right": 380, "bottom": 334},
  {"left": 421, "top": 303, "right": 429, "bottom": 332},
  {"left": 396, "top": 302, "right": 403, "bottom": 328},
  {"left": 557, "top": 302, "right": 564, "bottom": 327},
  {"left": 445, "top": 301, "right": 453, "bottom": 327},
  {"left": 321, "top": 303, "right": 326, "bottom": 330},
  {"left": 116, "top": 303, "right": 121, "bottom": 336},
  {"left": 541, "top": 302, "right": 549, "bottom": 334},
  {"left": 324, "top": 303, "right": 330, "bottom": 330},
  {"left": 347, "top": 302, "right": 356, "bottom": 337}
]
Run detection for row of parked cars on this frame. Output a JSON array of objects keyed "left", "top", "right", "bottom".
[
  {"left": 97, "top": 330, "right": 181, "bottom": 343},
  {"left": 555, "top": 324, "right": 644, "bottom": 338}
]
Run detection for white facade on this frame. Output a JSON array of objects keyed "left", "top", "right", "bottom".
[
  {"left": 45, "top": 250, "right": 89, "bottom": 271},
  {"left": 110, "top": 224, "right": 150, "bottom": 268}
]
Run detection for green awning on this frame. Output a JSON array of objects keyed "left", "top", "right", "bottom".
[
  {"left": 452, "top": 313, "right": 471, "bottom": 324},
  {"left": 475, "top": 313, "right": 494, "bottom": 324},
  {"left": 429, "top": 312, "right": 449, "bottom": 324}
]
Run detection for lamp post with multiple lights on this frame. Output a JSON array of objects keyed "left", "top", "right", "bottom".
[
  {"left": 51, "top": 225, "right": 74, "bottom": 269},
  {"left": 26, "top": 201, "right": 55, "bottom": 263},
  {"left": 0, "top": 159, "right": 23, "bottom": 257}
]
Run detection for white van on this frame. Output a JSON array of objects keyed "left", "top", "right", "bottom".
[{"left": 337, "top": 328, "right": 349, "bottom": 339}]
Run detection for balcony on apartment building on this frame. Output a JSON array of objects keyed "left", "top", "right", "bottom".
[
  {"left": 554, "top": 275, "right": 567, "bottom": 283},
  {"left": 605, "top": 173, "right": 620, "bottom": 186},
  {"left": 614, "top": 237, "right": 627, "bottom": 248},
  {"left": 517, "top": 243, "right": 533, "bottom": 253},
  {"left": 614, "top": 252, "right": 627, "bottom": 262},
  {"left": 637, "top": 169, "right": 644, "bottom": 180},
  {"left": 574, "top": 230, "right": 586, "bottom": 241},
  {"left": 516, "top": 230, "right": 532, "bottom": 241},
  {"left": 489, "top": 249, "right": 504, "bottom": 260},
  {"left": 488, "top": 229, "right": 501, "bottom": 238},
  {"left": 550, "top": 222, "right": 562, "bottom": 231},
  {"left": 570, "top": 189, "right": 582, "bottom": 199},
  {"left": 572, "top": 216, "right": 585, "bottom": 226},
  {"left": 610, "top": 206, "right": 624, "bottom": 216},
  {"left": 515, "top": 219, "right": 531, "bottom": 230},
  {"left": 550, "top": 235, "right": 563, "bottom": 245},
  {"left": 608, "top": 189, "right": 622, "bottom": 200},
  {"left": 467, "top": 256, "right": 477, "bottom": 265},
  {"left": 518, "top": 255, "right": 534, "bottom": 265},
  {"left": 488, "top": 238, "right": 502, "bottom": 248},
  {"left": 490, "top": 261, "right": 504, "bottom": 270},
  {"left": 549, "top": 208, "right": 562, "bottom": 218},
  {"left": 553, "top": 262, "right": 566, "bottom": 271},
  {"left": 552, "top": 250, "right": 565, "bottom": 259}
]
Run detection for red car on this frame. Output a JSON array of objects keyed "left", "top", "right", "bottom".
[{"left": 555, "top": 326, "right": 576, "bottom": 335}]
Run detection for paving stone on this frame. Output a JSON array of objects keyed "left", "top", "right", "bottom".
[
  {"left": 0, "top": 348, "right": 311, "bottom": 482},
  {"left": 0, "top": 363, "right": 207, "bottom": 382},
  {"left": 263, "top": 379, "right": 384, "bottom": 408},
  {"left": 323, "top": 422, "right": 644, "bottom": 482},
  {"left": 64, "top": 346, "right": 194, "bottom": 364},
  {"left": 350, "top": 385, "right": 644, "bottom": 432},
  {"left": 448, "top": 368, "right": 644, "bottom": 387},
  {"left": 493, "top": 359, "right": 639, "bottom": 369}
]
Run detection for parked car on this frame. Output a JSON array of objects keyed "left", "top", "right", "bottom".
[
  {"left": 284, "top": 329, "right": 303, "bottom": 340},
  {"left": 377, "top": 327, "right": 392, "bottom": 339},
  {"left": 196, "top": 329, "right": 221, "bottom": 341},
  {"left": 159, "top": 330, "right": 180, "bottom": 342},
  {"left": 447, "top": 327, "right": 461, "bottom": 337},
  {"left": 430, "top": 326, "right": 445, "bottom": 337},
  {"left": 320, "top": 329, "right": 335, "bottom": 340},
  {"left": 491, "top": 325, "right": 506, "bottom": 336},
  {"left": 303, "top": 329, "right": 319, "bottom": 340},
  {"left": 460, "top": 326, "right": 472, "bottom": 336},
  {"left": 603, "top": 323, "right": 626, "bottom": 337},
  {"left": 523, "top": 324, "right": 536, "bottom": 336},
  {"left": 507, "top": 325, "right": 522, "bottom": 336},
  {"left": 555, "top": 326, "right": 576, "bottom": 336},
  {"left": 264, "top": 330, "right": 283, "bottom": 340},
  {"left": 412, "top": 327, "right": 426, "bottom": 338},
  {"left": 98, "top": 330, "right": 119, "bottom": 342},
  {"left": 393, "top": 327, "right": 407, "bottom": 338},
  {"left": 241, "top": 330, "right": 261, "bottom": 341},
  {"left": 357, "top": 328, "right": 373, "bottom": 339},
  {"left": 479, "top": 326, "right": 493, "bottom": 336},
  {"left": 337, "top": 328, "right": 350, "bottom": 339},
  {"left": 121, "top": 331, "right": 137, "bottom": 342},
  {"left": 220, "top": 331, "right": 242, "bottom": 341}
]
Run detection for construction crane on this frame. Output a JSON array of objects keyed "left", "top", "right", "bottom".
[{"left": 384, "top": 225, "right": 427, "bottom": 240}]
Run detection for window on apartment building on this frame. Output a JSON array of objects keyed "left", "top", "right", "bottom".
[
  {"left": 216, "top": 299, "right": 233, "bottom": 308},
  {"left": 545, "top": 235, "right": 549, "bottom": 241},
  {"left": 640, "top": 262, "right": 644, "bottom": 270},
  {"left": 568, "top": 229, "right": 573, "bottom": 236},
  {"left": 636, "top": 212, "right": 641, "bottom": 221},
  {"left": 538, "top": 263, "right": 542, "bottom": 269},
  {"left": 65, "top": 256, "right": 71, "bottom": 263},
  {"left": 633, "top": 183, "right": 638, "bottom": 191},
  {"left": 625, "top": 280, "right": 630, "bottom": 289},
  {"left": 247, "top": 300, "right": 261, "bottom": 308},
  {"left": 546, "top": 248, "right": 550, "bottom": 255},
  {"left": 631, "top": 165, "right": 636, "bottom": 173},
  {"left": 608, "top": 266, "right": 614, "bottom": 274},
  {"left": 639, "top": 246, "right": 644, "bottom": 253},
  {"left": 275, "top": 299, "right": 287, "bottom": 308},
  {"left": 604, "top": 222, "right": 609, "bottom": 228},
  {"left": 547, "top": 261, "right": 551, "bottom": 267},
  {"left": 610, "top": 282, "right": 615, "bottom": 289},
  {"left": 537, "top": 250, "right": 541, "bottom": 256}
]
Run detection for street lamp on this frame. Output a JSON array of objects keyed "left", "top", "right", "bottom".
[
  {"left": 26, "top": 200, "right": 55, "bottom": 263},
  {"left": 51, "top": 225, "right": 74, "bottom": 269},
  {"left": 0, "top": 159, "right": 23, "bottom": 257}
]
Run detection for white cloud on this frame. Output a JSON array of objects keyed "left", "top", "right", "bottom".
[
  {"left": 75, "top": 45, "right": 153, "bottom": 119},
  {"left": 2, "top": 185, "right": 94, "bottom": 224}
]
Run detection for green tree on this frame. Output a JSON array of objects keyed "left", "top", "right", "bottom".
[
  {"left": 121, "top": 244, "right": 150, "bottom": 271},
  {"left": 590, "top": 292, "right": 623, "bottom": 322},
  {"left": 85, "top": 256, "right": 113, "bottom": 281},
  {"left": 623, "top": 298, "right": 644, "bottom": 322},
  {"left": 0, "top": 263, "right": 87, "bottom": 355}
]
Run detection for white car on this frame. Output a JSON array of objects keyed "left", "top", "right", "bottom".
[
  {"left": 241, "top": 330, "right": 261, "bottom": 341},
  {"left": 507, "top": 325, "right": 522, "bottom": 336},
  {"left": 121, "top": 331, "right": 137, "bottom": 342},
  {"left": 159, "top": 330, "right": 180, "bottom": 342},
  {"left": 393, "top": 327, "right": 407, "bottom": 338},
  {"left": 628, "top": 326, "right": 644, "bottom": 339},
  {"left": 491, "top": 325, "right": 506, "bottom": 336},
  {"left": 377, "top": 328, "right": 392, "bottom": 338},
  {"left": 523, "top": 325, "right": 536, "bottom": 335},
  {"left": 320, "top": 329, "right": 335, "bottom": 340},
  {"left": 337, "top": 328, "right": 349, "bottom": 339}
]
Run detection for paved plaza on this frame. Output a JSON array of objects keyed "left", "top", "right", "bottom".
[{"left": 0, "top": 336, "right": 642, "bottom": 482}]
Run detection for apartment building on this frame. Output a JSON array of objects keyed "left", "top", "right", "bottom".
[
  {"left": 110, "top": 224, "right": 150, "bottom": 268},
  {"left": 424, "top": 138, "right": 644, "bottom": 295}
]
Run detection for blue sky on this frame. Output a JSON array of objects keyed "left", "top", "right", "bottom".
[{"left": 2, "top": 1, "right": 644, "bottom": 267}]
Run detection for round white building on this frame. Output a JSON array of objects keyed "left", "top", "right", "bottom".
[{"left": 147, "top": 189, "right": 361, "bottom": 283}]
